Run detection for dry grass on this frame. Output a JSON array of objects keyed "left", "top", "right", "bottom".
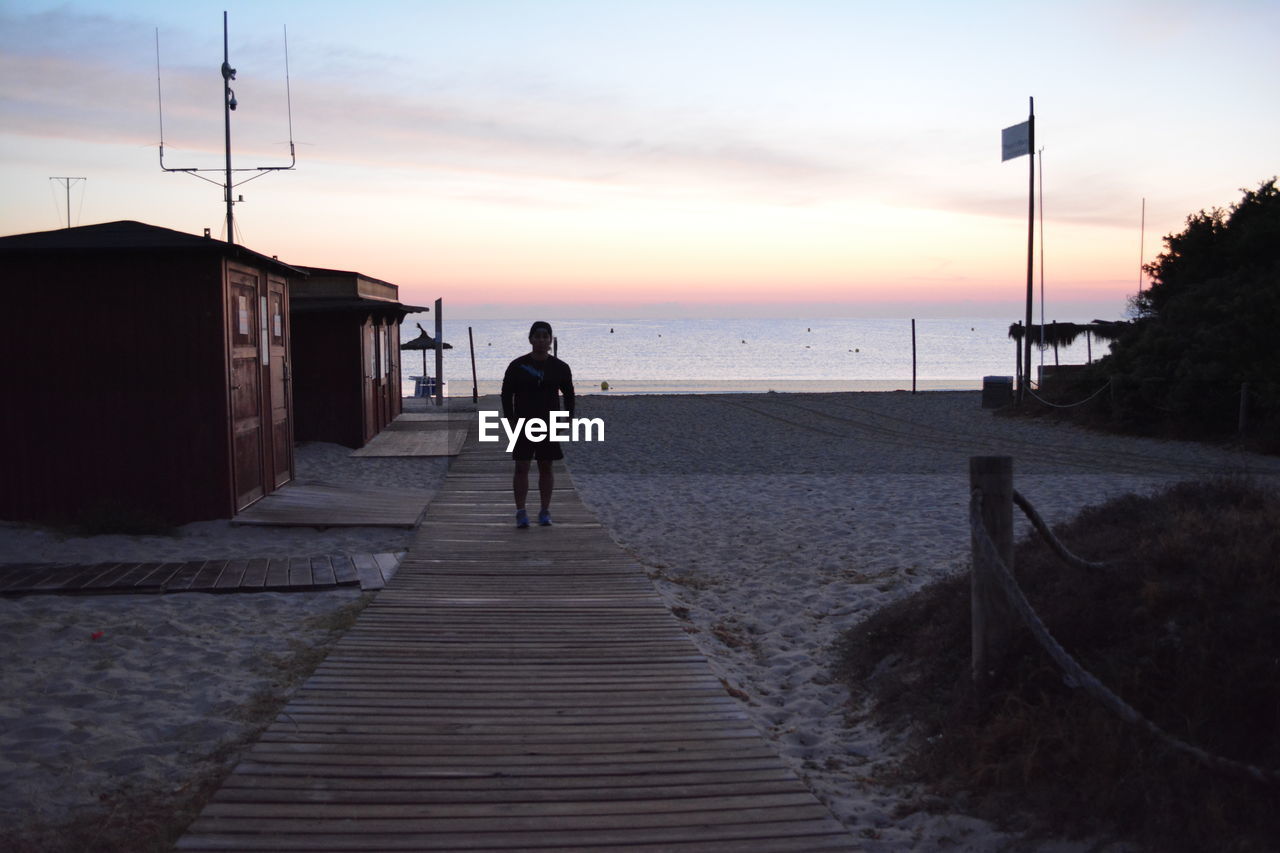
[{"left": 836, "top": 478, "right": 1280, "bottom": 852}]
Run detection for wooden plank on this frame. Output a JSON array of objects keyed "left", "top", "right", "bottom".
[
  {"left": 351, "top": 554, "right": 384, "bottom": 591},
  {"left": 135, "top": 562, "right": 184, "bottom": 590},
  {"left": 371, "top": 553, "right": 400, "bottom": 585},
  {"left": 188, "top": 560, "right": 228, "bottom": 591},
  {"left": 215, "top": 559, "right": 250, "bottom": 590},
  {"left": 330, "top": 555, "right": 358, "bottom": 585},
  {"left": 240, "top": 558, "right": 270, "bottom": 588},
  {"left": 264, "top": 558, "right": 291, "bottom": 589},
  {"left": 163, "top": 561, "right": 206, "bottom": 591},
  {"left": 288, "top": 557, "right": 312, "bottom": 588},
  {"left": 309, "top": 556, "right": 336, "bottom": 588},
  {"left": 60, "top": 562, "right": 124, "bottom": 591}
]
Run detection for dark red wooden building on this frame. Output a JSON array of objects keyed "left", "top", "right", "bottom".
[
  {"left": 289, "top": 267, "right": 425, "bottom": 449},
  {"left": 0, "top": 221, "right": 299, "bottom": 525}
]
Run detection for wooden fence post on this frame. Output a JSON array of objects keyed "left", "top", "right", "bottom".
[{"left": 970, "top": 456, "right": 1015, "bottom": 696}]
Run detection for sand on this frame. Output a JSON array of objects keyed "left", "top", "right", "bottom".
[
  {"left": 565, "top": 391, "right": 1280, "bottom": 849},
  {"left": 4, "top": 392, "right": 1278, "bottom": 849},
  {"left": 0, "top": 439, "right": 451, "bottom": 845}
]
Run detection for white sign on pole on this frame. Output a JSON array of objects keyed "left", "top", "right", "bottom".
[{"left": 1002, "top": 121, "right": 1030, "bottom": 161}]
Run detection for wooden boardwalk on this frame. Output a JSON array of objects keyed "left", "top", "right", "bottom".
[
  {"left": 0, "top": 553, "right": 404, "bottom": 596},
  {"left": 178, "top": 425, "right": 857, "bottom": 851},
  {"left": 232, "top": 483, "right": 435, "bottom": 528}
]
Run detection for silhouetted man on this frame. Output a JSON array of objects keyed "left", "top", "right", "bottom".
[{"left": 500, "top": 321, "right": 575, "bottom": 528}]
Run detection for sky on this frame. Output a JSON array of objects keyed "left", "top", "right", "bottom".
[{"left": 1, "top": 1, "right": 1276, "bottom": 320}]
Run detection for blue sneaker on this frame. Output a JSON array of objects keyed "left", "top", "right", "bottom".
[
  {"left": 516, "top": 509, "right": 529, "bottom": 529},
  {"left": 538, "top": 509, "right": 552, "bottom": 526}
]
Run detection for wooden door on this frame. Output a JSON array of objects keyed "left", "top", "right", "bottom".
[
  {"left": 376, "top": 320, "right": 392, "bottom": 431},
  {"left": 267, "top": 277, "right": 293, "bottom": 489},
  {"left": 387, "top": 319, "right": 402, "bottom": 419},
  {"left": 361, "top": 319, "right": 377, "bottom": 445},
  {"left": 228, "top": 269, "right": 264, "bottom": 511}
]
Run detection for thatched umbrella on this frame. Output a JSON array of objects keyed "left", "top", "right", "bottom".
[
  {"left": 400, "top": 322, "right": 452, "bottom": 376},
  {"left": 1008, "top": 320, "right": 1132, "bottom": 364},
  {"left": 1086, "top": 320, "right": 1130, "bottom": 343}
]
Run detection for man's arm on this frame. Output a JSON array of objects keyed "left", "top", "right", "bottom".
[
  {"left": 559, "top": 361, "right": 575, "bottom": 420},
  {"left": 500, "top": 362, "right": 517, "bottom": 422}
]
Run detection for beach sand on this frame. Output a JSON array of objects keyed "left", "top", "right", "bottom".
[
  {"left": 3, "top": 392, "right": 1277, "bottom": 849},
  {"left": 565, "top": 391, "right": 1280, "bottom": 849},
  {"left": 0, "top": 440, "right": 451, "bottom": 847}
]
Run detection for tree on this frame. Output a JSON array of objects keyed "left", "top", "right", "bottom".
[{"left": 1100, "top": 179, "right": 1279, "bottom": 438}]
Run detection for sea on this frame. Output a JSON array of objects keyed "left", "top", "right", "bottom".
[{"left": 400, "top": 317, "right": 1105, "bottom": 397}]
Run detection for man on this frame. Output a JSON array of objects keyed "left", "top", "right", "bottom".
[{"left": 500, "top": 321, "right": 575, "bottom": 528}]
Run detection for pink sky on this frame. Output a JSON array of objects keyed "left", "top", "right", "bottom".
[{"left": 2, "top": 1, "right": 1277, "bottom": 320}]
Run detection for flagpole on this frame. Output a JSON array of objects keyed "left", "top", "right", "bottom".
[{"left": 1022, "top": 97, "right": 1035, "bottom": 401}]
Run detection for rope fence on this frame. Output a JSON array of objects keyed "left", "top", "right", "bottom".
[
  {"left": 1025, "top": 380, "right": 1111, "bottom": 409},
  {"left": 968, "top": 455, "right": 1279, "bottom": 786}
]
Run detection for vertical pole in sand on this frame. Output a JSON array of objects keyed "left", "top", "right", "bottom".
[
  {"left": 1014, "top": 323, "right": 1022, "bottom": 391},
  {"left": 434, "top": 298, "right": 444, "bottom": 407},
  {"left": 468, "top": 326, "right": 478, "bottom": 403},
  {"left": 911, "top": 319, "right": 917, "bottom": 395},
  {"left": 1022, "top": 98, "right": 1036, "bottom": 401},
  {"left": 970, "top": 456, "right": 1015, "bottom": 697}
]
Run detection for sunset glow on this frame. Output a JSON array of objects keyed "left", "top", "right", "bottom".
[{"left": 2, "top": 0, "right": 1276, "bottom": 320}]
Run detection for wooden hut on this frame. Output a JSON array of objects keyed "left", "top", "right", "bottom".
[
  {"left": 288, "top": 267, "right": 426, "bottom": 449},
  {"left": 0, "top": 220, "right": 300, "bottom": 525}
]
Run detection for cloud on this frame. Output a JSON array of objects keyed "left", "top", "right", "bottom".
[{"left": 0, "top": 5, "right": 890, "bottom": 210}]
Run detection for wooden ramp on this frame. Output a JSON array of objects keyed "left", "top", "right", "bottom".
[
  {"left": 0, "top": 552, "right": 403, "bottom": 596},
  {"left": 179, "top": 426, "right": 857, "bottom": 852},
  {"left": 232, "top": 483, "right": 433, "bottom": 529},
  {"left": 351, "top": 413, "right": 473, "bottom": 458}
]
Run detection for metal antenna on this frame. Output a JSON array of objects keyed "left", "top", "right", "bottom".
[
  {"left": 49, "top": 177, "right": 86, "bottom": 228},
  {"left": 156, "top": 11, "right": 297, "bottom": 245}
]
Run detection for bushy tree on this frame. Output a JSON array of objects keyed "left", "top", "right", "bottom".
[{"left": 1101, "top": 179, "right": 1280, "bottom": 439}]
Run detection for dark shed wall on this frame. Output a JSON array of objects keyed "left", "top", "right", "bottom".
[
  {"left": 0, "top": 250, "right": 233, "bottom": 524},
  {"left": 291, "top": 312, "right": 364, "bottom": 448}
]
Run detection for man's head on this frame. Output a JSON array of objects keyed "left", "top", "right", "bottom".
[{"left": 528, "top": 320, "right": 553, "bottom": 356}]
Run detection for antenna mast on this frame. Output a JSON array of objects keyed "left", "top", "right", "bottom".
[
  {"left": 50, "top": 177, "right": 86, "bottom": 228},
  {"left": 157, "top": 10, "right": 296, "bottom": 245}
]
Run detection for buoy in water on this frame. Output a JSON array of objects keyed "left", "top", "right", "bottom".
[{"left": 601, "top": 381, "right": 610, "bottom": 391}]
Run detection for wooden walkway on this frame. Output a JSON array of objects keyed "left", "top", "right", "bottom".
[
  {"left": 178, "top": 424, "right": 857, "bottom": 851},
  {"left": 0, "top": 553, "right": 404, "bottom": 596},
  {"left": 232, "top": 484, "right": 435, "bottom": 528}
]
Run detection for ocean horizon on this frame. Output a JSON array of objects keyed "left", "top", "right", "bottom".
[{"left": 401, "top": 317, "right": 1108, "bottom": 397}]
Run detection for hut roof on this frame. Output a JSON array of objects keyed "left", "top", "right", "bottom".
[
  {"left": 289, "top": 265, "right": 428, "bottom": 318},
  {"left": 401, "top": 323, "right": 453, "bottom": 350},
  {"left": 0, "top": 220, "right": 303, "bottom": 277}
]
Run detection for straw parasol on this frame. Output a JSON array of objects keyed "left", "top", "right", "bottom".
[
  {"left": 400, "top": 323, "right": 452, "bottom": 375},
  {"left": 1008, "top": 320, "right": 1131, "bottom": 364}
]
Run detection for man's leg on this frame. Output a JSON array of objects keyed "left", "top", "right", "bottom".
[
  {"left": 513, "top": 460, "right": 531, "bottom": 510},
  {"left": 513, "top": 460, "right": 532, "bottom": 528},
  {"left": 537, "top": 459, "right": 554, "bottom": 517}
]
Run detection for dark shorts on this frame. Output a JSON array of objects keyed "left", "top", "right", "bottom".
[{"left": 511, "top": 434, "right": 565, "bottom": 462}]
